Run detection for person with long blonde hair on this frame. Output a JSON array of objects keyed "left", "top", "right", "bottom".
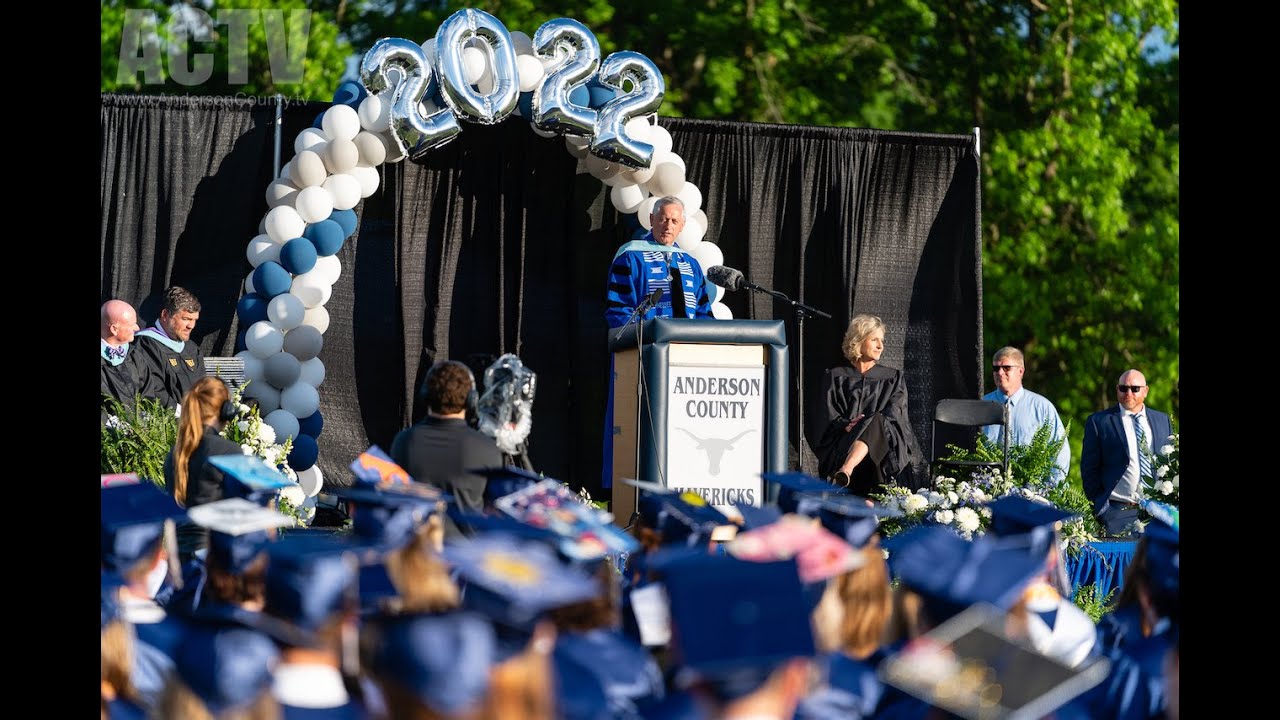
[{"left": 163, "top": 376, "right": 242, "bottom": 562}]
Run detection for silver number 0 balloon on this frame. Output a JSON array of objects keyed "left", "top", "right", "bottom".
[
  {"left": 531, "top": 18, "right": 601, "bottom": 137},
  {"left": 435, "top": 8, "right": 520, "bottom": 125},
  {"left": 360, "top": 38, "right": 461, "bottom": 160},
  {"left": 590, "top": 51, "right": 666, "bottom": 168}
]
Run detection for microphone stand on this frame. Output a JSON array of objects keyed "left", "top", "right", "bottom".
[
  {"left": 739, "top": 282, "right": 831, "bottom": 473},
  {"left": 613, "top": 289, "right": 663, "bottom": 512}
]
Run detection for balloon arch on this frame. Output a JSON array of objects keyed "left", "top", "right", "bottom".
[{"left": 234, "top": 9, "right": 730, "bottom": 501}]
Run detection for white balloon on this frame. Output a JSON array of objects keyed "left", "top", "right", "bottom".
[
  {"left": 420, "top": 38, "right": 437, "bottom": 62},
  {"left": 267, "top": 293, "right": 306, "bottom": 330},
  {"left": 625, "top": 116, "right": 654, "bottom": 144},
  {"left": 313, "top": 255, "right": 342, "bottom": 285},
  {"left": 245, "top": 268, "right": 257, "bottom": 294},
  {"left": 675, "top": 214, "right": 705, "bottom": 254},
  {"left": 321, "top": 104, "right": 361, "bottom": 142},
  {"left": 349, "top": 165, "right": 381, "bottom": 198},
  {"left": 246, "top": 235, "right": 281, "bottom": 268},
  {"left": 692, "top": 208, "right": 709, "bottom": 234},
  {"left": 290, "top": 150, "right": 328, "bottom": 188},
  {"left": 299, "top": 356, "right": 327, "bottom": 386},
  {"left": 710, "top": 301, "right": 733, "bottom": 320},
  {"left": 322, "top": 174, "right": 362, "bottom": 211},
  {"left": 621, "top": 163, "right": 656, "bottom": 186},
  {"left": 242, "top": 380, "right": 281, "bottom": 414},
  {"left": 610, "top": 184, "right": 647, "bottom": 215},
  {"left": 264, "top": 408, "right": 300, "bottom": 443},
  {"left": 265, "top": 206, "right": 306, "bottom": 245},
  {"left": 258, "top": 214, "right": 268, "bottom": 235},
  {"left": 585, "top": 153, "right": 620, "bottom": 180},
  {"left": 281, "top": 381, "right": 321, "bottom": 419},
  {"left": 323, "top": 138, "right": 359, "bottom": 175},
  {"left": 691, "top": 241, "right": 724, "bottom": 272},
  {"left": 301, "top": 306, "right": 331, "bottom": 336},
  {"left": 265, "top": 179, "right": 298, "bottom": 209},
  {"left": 246, "top": 321, "right": 286, "bottom": 359},
  {"left": 462, "top": 45, "right": 487, "bottom": 85},
  {"left": 296, "top": 465, "right": 324, "bottom": 498},
  {"left": 353, "top": 131, "right": 386, "bottom": 167},
  {"left": 516, "top": 53, "right": 544, "bottom": 93},
  {"left": 278, "top": 162, "right": 295, "bottom": 185},
  {"left": 294, "top": 127, "right": 327, "bottom": 155},
  {"left": 509, "top": 31, "right": 534, "bottom": 56},
  {"left": 638, "top": 196, "right": 661, "bottom": 230},
  {"left": 295, "top": 186, "right": 336, "bottom": 224},
  {"left": 378, "top": 130, "right": 407, "bottom": 164},
  {"left": 648, "top": 154, "right": 687, "bottom": 198},
  {"left": 290, "top": 271, "right": 332, "bottom": 309},
  {"left": 283, "top": 325, "right": 324, "bottom": 362},
  {"left": 675, "top": 181, "right": 704, "bottom": 216},
  {"left": 564, "top": 135, "right": 590, "bottom": 159},
  {"left": 357, "top": 94, "right": 392, "bottom": 133},
  {"left": 649, "top": 125, "right": 674, "bottom": 157},
  {"left": 236, "top": 350, "right": 264, "bottom": 384},
  {"left": 708, "top": 280, "right": 724, "bottom": 304}
]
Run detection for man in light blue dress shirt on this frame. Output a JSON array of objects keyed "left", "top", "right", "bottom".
[{"left": 981, "top": 346, "right": 1070, "bottom": 485}]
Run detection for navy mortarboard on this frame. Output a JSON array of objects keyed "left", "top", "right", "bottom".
[
  {"left": 328, "top": 475, "right": 449, "bottom": 550},
  {"left": 263, "top": 534, "right": 362, "bottom": 636},
  {"left": 731, "top": 501, "right": 782, "bottom": 531},
  {"left": 816, "top": 494, "right": 900, "bottom": 549},
  {"left": 170, "top": 613, "right": 282, "bottom": 716},
  {"left": 660, "top": 553, "right": 816, "bottom": 701},
  {"left": 189, "top": 498, "right": 294, "bottom": 575},
  {"left": 366, "top": 611, "right": 496, "bottom": 716},
  {"left": 1140, "top": 507, "right": 1179, "bottom": 620},
  {"left": 101, "top": 481, "right": 187, "bottom": 581},
  {"left": 475, "top": 464, "right": 546, "bottom": 504},
  {"left": 986, "top": 494, "right": 1079, "bottom": 557},
  {"left": 762, "top": 471, "right": 848, "bottom": 515},
  {"left": 206, "top": 454, "right": 295, "bottom": 506}
]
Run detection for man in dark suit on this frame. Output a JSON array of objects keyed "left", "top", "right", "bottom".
[
  {"left": 390, "top": 360, "right": 504, "bottom": 539},
  {"left": 1081, "top": 369, "right": 1174, "bottom": 536}
]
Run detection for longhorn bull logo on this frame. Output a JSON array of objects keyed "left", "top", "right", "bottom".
[{"left": 676, "top": 427, "right": 755, "bottom": 475}]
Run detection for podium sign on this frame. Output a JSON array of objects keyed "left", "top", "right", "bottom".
[
  {"left": 665, "top": 351, "right": 766, "bottom": 513},
  {"left": 609, "top": 318, "right": 789, "bottom": 526}
]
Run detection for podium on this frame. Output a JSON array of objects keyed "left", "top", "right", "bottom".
[{"left": 608, "top": 318, "right": 789, "bottom": 525}]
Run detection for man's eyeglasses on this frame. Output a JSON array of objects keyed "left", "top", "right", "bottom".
[
  {"left": 1117, "top": 385, "right": 1146, "bottom": 394},
  {"left": 992, "top": 365, "right": 1021, "bottom": 373}
]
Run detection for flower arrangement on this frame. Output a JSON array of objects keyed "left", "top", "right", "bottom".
[
  {"left": 1140, "top": 431, "right": 1179, "bottom": 507},
  {"left": 220, "top": 384, "right": 312, "bottom": 527}
]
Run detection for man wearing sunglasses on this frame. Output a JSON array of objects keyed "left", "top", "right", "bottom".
[
  {"left": 981, "top": 347, "right": 1071, "bottom": 485},
  {"left": 1080, "top": 369, "right": 1174, "bottom": 536}
]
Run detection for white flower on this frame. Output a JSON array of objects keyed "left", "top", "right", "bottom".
[
  {"left": 1158, "top": 480, "right": 1174, "bottom": 495},
  {"left": 947, "top": 491, "right": 959, "bottom": 505},
  {"left": 903, "top": 494, "right": 929, "bottom": 514},
  {"left": 954, "top": 507, "right": 981, "bottom": 532},
  {"left": 257, "top": 424, "right": 277, "bottom": 446},
  {"left": 279, "top": 483, "right": 305, "bottom": 507},
  {"left": 105, "top": 414, "right": 123, "bottom": 430},
  {"left": 934, "top": 509, "right": 955, "bottom": 524},
  {"left": 174, "top": 403, "right": 182, "bottom": 418},
  {"left": 1159, "top": 444, "right": 1174, "bottom": 456},
  {"left": 241, "top": 444, "right": 254, "bottom": 455},
  {"left": 1171, "top": 474, "right": 1179, "bottom": 488},
  {"left": 237, "top": 420, "right": 250, "bottom": 432},
  {"left": 238, "top": 403, "right": 251, "bottom": 414},
  {"left": 1156, "top": 465, "right": 1168, "bottom": 477}
]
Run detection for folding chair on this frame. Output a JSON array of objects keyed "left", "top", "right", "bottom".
[{"left": 931, "top": 399, "right": 1010, "bottom": 485}]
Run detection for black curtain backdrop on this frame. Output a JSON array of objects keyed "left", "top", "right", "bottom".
[{"left": 100, "top": 94, "right": 982, "bottom": 496}]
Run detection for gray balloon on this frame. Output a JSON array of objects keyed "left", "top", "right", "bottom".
[
  {"left": 531, "top": 17, "right": 600, "bottom": 137},
  {"left": 263, "top": 351, "right": 303, "bottom": 390},
  {"left": 589, "top": 51, "right": 666, "bottom": 169},
  {"left": 435, "top": 9, "right": 520, "bottom": 125},
  {"left": 282, "top": 325, "right": 324, "bottom": 362},
  {"left": 360, "top": 37, "right": 461, "bottom": 160}
]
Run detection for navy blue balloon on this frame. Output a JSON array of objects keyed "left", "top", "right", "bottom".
[
  {"left": 332, "top": 80, "right": 367, "bottom": 109},
  {"left": 587, "top": 79, "right": 617, "bottom": 110},
  {"left": 280, "top": 238, "right": 318, "bottom": 275},
  {"left": 234, "top": 328, "right": 248, "bottom": 354},
  {"left": 569, "top": 84, "right": 590, "bottom": 109},
  {"left": 297, "top": 411, "right": 324, "bottom": 439},
  {"left": 304, "top": 220, "right": 344, "bottom": 257},
  {"left": 329, "top": 209, "right": 358, "bottom": 239},
  {"left": 252, "top": 261, "right": 294, "bottom": 299},
  {"left": 311, "top": 111, "right": 325, "bottom": 129},
  {"left": 237, "top": 293, "right": 270, "bottom": 327},
  {"left": 288, "top": 434, "right": 319, "bottom": 472},
  {"left": 518, "top": 90, "right": 534, "bottom": 119}
]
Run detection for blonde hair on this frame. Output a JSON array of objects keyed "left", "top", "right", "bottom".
[
  {"left": 824, "top": 544, "right": 894, "bottom": 658},
  {"left": 482, "top": 641, "right": 557, "bottom": 720},
  {"left": 156, "top": 677, "right": 282, "bottom": 720},
  {"left": 842, "top": 314, "right": 886, "bottom": 364},
  {"left": 101, "top": 619, "right": 137, "bottom": 706},
  {"left": 386, "top": 517, "right": 461, "bottom": 613},
  {"left": 173, "top": 377, "right": 232, "bottom": 505}
]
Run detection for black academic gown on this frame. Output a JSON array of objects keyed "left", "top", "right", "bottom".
[
  {"left": 101, "top": 346, "right": 146, "bottom": 418},
  {"left": 809, "top": 363, "right": 922, "bottom": 492},
  {"left": 134, "top": 328, "right": 205, "bottom": 408}
]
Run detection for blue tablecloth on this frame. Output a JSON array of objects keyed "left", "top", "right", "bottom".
[{"left": 1065, "top": 539, "right": 1137, "bottom": 601}]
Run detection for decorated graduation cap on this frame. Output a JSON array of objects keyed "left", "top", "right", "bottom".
[
  {"left": 330, "top": 448, "right": 450, "bottom": 551},
  {"left": 887, "top": 526, "right": 1047, "bottom": 626},
  {"left": 761, "top": 472, "right": 847, "bottom": 515},
  {"left": 101, "top": 481, "right": 186, "bottom": 576},
  {"left": 475, "top": 465, "right": 545, "bottom": 505},
  {"left": 728, "top": 514, "right": 865, "bottom": 584},
  {"left": 367, "top": 611, "right": 496, "bottom": 715},
  {"left": 622, "top": 477, "right": 678, "bottom": 529},
  {"left": 263, "top": 534, "right": 362, "bottom": 637},
  {"left": 657, "top": 493, "right": 735, "bottom": 547},
  {"left": 443, "top": 534, "right": 598, "bottom": 659},
  {"left": 986, "top": 494, "right": 1079, "bottom": 558},
  {"left": 661, "top": 553, "right": 816, "bottom": 701},
  {"left": 206, "top": 454, "right": 295, "bottom": 505},
  {"left": 187, "top": 498, "right": 294, "bottom": 575},
  {"left": 817, "top": 495, "right": 901, "bottom": 549}
]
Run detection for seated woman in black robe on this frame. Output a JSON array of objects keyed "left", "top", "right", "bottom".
[{"left": 809, "top": 314, "right": 922, "bottom": 495}]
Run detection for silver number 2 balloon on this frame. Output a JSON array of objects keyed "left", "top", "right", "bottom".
[
  {"left": 531, "top": 18, "right": 601, "bottom": 137},
  {"left": 360, "top": 38, "right": 461, "bottom": 160},
  {"left": 590, "top": 51, "right": 666, "bottom": 168}
]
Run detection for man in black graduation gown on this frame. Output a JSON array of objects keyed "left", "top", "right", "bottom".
[
  {"left": 133, "top": 286, "right": 205, "bottom": 410},
  {"left": 100, "top": 299, "right": 145, "bottom": 420}
]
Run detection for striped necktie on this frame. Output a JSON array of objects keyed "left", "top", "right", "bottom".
[{"left": 1132, "top": 414, "right": 1152, "bottom": 478}]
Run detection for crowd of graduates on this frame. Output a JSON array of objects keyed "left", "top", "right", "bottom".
[{"left": 101, "top": 438, "right": 1178, "bottom": 720}]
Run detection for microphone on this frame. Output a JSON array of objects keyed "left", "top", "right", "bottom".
[
  {"left": 706, "top": 265, "right": 748, "bottom": 291},
  {"left": 646, "top": 284, "right": 665, "bottom": 306}
]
